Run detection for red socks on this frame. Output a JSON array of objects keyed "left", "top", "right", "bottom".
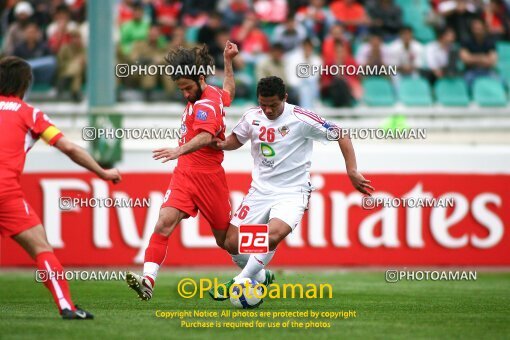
[
  {"left": 35, "top": 251, "right": 75, "bottom": 313},
  {"left": 144, "top": 233, "right": 169, "bottom": 265}
]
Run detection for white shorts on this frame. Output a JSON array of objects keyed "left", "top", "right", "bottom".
[{"left": 230, "top": 189, "right": 310, "bottom": 230}]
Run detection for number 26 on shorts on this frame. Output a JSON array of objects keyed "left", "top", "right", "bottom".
[{"left": 234, "top": 205, "right": 250, "bottom": 220}]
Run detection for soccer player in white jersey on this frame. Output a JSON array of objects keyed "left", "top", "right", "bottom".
[{"left": 208, "top": 76, "right": 374, "bottom": 300}]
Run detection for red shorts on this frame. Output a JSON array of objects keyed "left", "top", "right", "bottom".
[
  {"left": 0, "top": 194, "right": 42, "bottom": 237},
  {"left": 162, "top": 167, "right": 231, "bottom": 230}
]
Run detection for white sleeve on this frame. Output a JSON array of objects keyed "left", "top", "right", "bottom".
[
  {"left": 294, "top": 107, "right": 338, "bottom": 144},
  {"left": 355, "top": 44, "right": 368, "bottom": 65},
  {"left": 232, "top": 114, "right": 251, "bottom": 144}
]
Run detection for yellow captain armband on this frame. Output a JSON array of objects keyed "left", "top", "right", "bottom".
[{"left": 41, "top": 126, "right": 63, "bottom": 145}]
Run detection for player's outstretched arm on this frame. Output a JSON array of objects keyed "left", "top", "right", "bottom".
[
  {"left": 211, "top": 133, "right": 243, "bottom": 151},
  {"left": 153, "top": 131, "right": 213, "bottom": 163},
  {"left": 223, "top": 40, "right": 239, "bottom": 101},
  {"left": 54, "top": 137, "right": 122, "bottom": 183},
  {"left": 338, "top": 134, "right": 374, "bottom": 196}
]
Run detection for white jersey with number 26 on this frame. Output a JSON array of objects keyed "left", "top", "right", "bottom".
[{"left": 232, "top": 103, "right": 336, "bottom": 195}]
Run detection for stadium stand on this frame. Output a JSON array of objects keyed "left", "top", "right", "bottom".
[
  {"left": 434, "top": 77, "right": 470, "bottom": 106},
  {"left": 399, "top": 76, "right": 433, "bottom": 106},
  {"left": 473, "top": 77, "right": 508, "bottom": 106},
  {"left": 0, "top": 0, "right": 508, "bottom": 137},
  {"left": 362, "top": 77, "right": 396, "bottom": 106}
]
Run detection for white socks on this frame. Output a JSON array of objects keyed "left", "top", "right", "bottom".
[
  {"left": 235, "top": 250, "right": 276, "bottom": 282},
  {"left": 231, "top": 254, "right": 250, "bottom": 269},
  {"left": 143, "top": 262, "right": 160, "bottom": 282}
]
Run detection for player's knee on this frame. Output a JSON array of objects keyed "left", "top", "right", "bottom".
[
  {"left": 154, "top": 214, "right": 178, "bottom": 237},
  {"left": 215, "top": 237, "right": 226, "bottom": 250},
  {"left": 268, "top": 233, "right": 285, "bottom": 251},
  {"left": 224, "top": 235, "right": 238, "bottom": 254}
]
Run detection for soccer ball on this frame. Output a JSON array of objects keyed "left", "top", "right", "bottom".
[{"left": 230, "top": 277, "right": 264, "bottom": 309}]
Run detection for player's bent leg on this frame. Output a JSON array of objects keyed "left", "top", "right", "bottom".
[
  {"left": 224, "top": 223, "right": 240, "bottom": 255},
  {"left": 12, "top": 225, "right": 93, "bottom": 319},
  {"left": 236, "top": 218, "right": 290, "bottom": 284},
  {"left": 211, "top": 228, "right": 227, "bottom": 250},
  {"left": 223, "top": 224, "right": 252, "bottom": 269},
  {"left": 127, "top": 207, "right": 187, "bottom": 301},
  {"left": 12, "top": 224, "right": 53, "bottom": 258}
]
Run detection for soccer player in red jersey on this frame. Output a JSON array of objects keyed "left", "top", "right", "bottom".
[
  {"left": 0, "top": 57, "right": 122, "bottom": 319},
  {"left": 126, "top": 41, "right": 239, "bottom": 300}
]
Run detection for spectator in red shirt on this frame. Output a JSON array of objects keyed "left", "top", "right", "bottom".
[
  {"left": 330, "top": 0, "right": 370, "bottom": 36},
  {"left": 322, "top": 23, "right": 352, "bottom": 65},
  {"left": 118, "top": 0, "right": 137, "bottom": 26},
  {"left": 322, "top": 41, "right": 361, "bottom": 107},
  {"left": 47, "top": 5, "right": 78, "bottom": 54},
  {"left": 153, "top": 0, "right": 181, "bottom": 38},
  {"left": 484, "top": 0, "right": 510, "bottom": 40},
  {"left": 232, "top": 12, "right": 270, "bottom": 63}
]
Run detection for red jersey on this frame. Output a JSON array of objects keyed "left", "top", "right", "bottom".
[
  {"left": 0, "top": 96, "right": 63, "bottom": 199},
  {"left": 177, "top": 85, "right": 231, "bottom": 169}
]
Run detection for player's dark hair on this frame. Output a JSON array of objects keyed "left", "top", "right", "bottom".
[
  {"left": 164, "top": 45, "right": 214, "bottom": 82},
  {"left": 0, "top": 56, "right": 32, "bottom": 97},
  {"left": 257, "top": 76, "right": 286, "bottom": 100}
]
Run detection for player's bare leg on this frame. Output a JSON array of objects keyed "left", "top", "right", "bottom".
[
  {"left": 126, "top": 207, "right": 187, "bottom": 301},
  {"left": 222, "top": 225, "right": 250, "bottom": 269},
  {"left": 13, "top": 225, "right": 93, "bottom": 319},
  {"left": 211, "top": 228, "right": 228, "bottom": 250}
]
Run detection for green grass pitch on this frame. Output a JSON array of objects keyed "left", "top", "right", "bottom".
[{"left": 0, "top": 270, "right": 509, "bottom": 339}]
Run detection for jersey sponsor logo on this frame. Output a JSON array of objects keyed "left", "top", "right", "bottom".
[
  {"left": 252, "top": 120, "right": 260, "bottom": 126},
  {"left": 261, "top": 158, "right": 274, "bottom": 168},
  {"left": 239, "top": 224, "right": 269, "bottom": 254},
  {"left": 196, "top": 110, "right": 208, "bottom": 121},
  {"left": 260, "top": 143, "right": 275, "bottom": 157},
  {"left": 278, "top": 125, "right": 290, "bottom": 137}
]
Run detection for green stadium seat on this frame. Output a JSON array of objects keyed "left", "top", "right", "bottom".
[
  {"left": 497, "top": 61, "right": 510, "bottom": 85},
  {"left": 31, "top": 83, "right": 53, "bottom": 92},
  {"left": 185, "top": 26, "right": 199, "bottom": 44},
  {"left": 399, "top": 76, "right": 433, "bottom": 106},
  {"left": 496, "top": 41, "right": 510, "bottom": 60},
  {"left": 434, "top": 78, "right": 470, "bottom": 106},
  {"left": 362, "top": 77, "right": 396, "bottom": 106},
  {"left": 473, "top": 77, "right": 508, "bottom": 107},
  {"left": 395, "top": 0, "right": 436, "bottom": 42},
  {"left": 413, "top": 23, "right": 436, "bottom": 43},
  {"left": 261, "top": 23, "right": 277, "bottom": 43}
]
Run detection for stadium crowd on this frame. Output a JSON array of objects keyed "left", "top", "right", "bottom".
[{"left": 0, "top": 0, "right": 509, "bottom": 106}]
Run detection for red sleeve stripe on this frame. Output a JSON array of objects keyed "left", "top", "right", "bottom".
[{"left": 293, "top": 106, "right": 325, "bottom": 124}]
